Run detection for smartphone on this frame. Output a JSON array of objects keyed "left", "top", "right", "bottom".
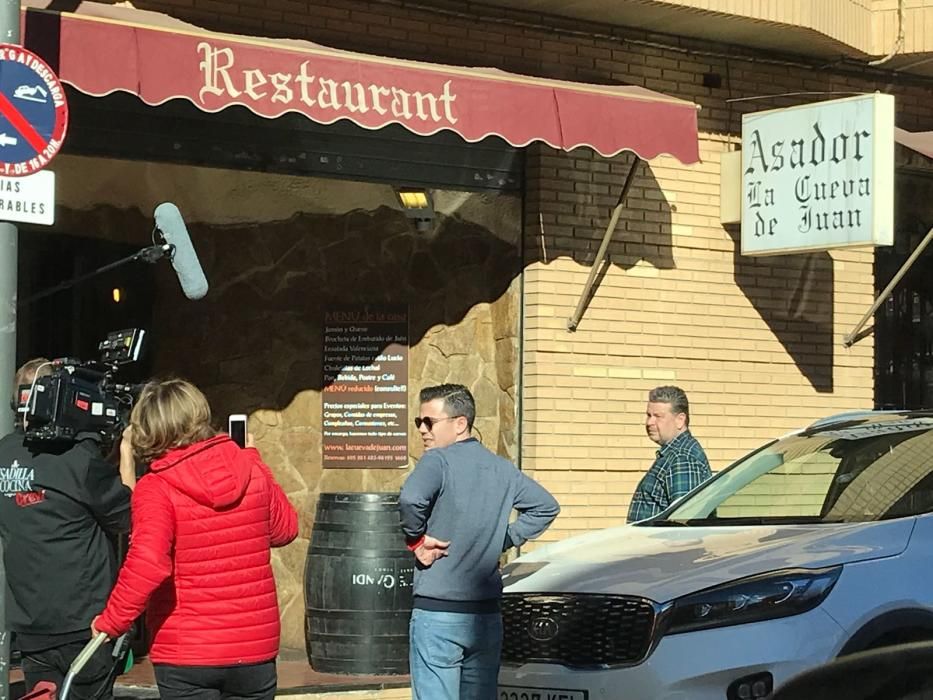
[{"left": 228, "top": 414, "right": 247, "bottom": 448}]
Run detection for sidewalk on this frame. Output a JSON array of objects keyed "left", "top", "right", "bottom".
[{"left": 11, "top": 648, "right": 412, "bottom": 699}]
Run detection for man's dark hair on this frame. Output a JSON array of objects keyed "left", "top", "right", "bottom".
[
  {"left": 420, "top": 383, "right": 476, "bottom": 431},
  {"left": 648, "top": 385, "right": 690, "bottom": 426}
]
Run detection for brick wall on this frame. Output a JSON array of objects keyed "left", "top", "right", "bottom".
[
  {"left": 104, "top": 0, "right": 933, "bottom": 541},
  {"left": 522, "top": 139, "right": 876, "bottom": 541}
]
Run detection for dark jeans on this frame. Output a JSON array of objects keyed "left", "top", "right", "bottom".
[
  {"left": 23, "top": 639, "right": 116, "bottom": 700},
  {"left": 153, "top": 660, "right": 277, "bottom": 700}
]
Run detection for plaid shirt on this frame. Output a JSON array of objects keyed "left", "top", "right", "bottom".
[{"left": 627, "top": 430, "right": 711, "bottom": 522}]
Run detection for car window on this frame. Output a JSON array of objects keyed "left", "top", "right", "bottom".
[
  {"left": 664, "top": 418, "right": 933, "bottom": 524},
  {"left": 716, "top": 449, "right": 840, "bottom": 518},
  {"left": 823, "top": 430, "right": 933, "bottom": 521}
]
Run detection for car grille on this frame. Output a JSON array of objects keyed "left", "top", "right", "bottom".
[{"left": 501, "top": 593, "right": 658, "bottom": 668}]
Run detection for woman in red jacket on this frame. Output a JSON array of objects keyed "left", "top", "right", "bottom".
[{"left": 92, "top": 378, "right": 299, "bottom": 700}]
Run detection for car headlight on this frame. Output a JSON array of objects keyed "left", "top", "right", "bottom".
[{"left": 664, "top": 566, "right": 841, "bottom": 635}]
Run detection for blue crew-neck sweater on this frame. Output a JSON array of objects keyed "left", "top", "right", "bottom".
[{"left": 399, "top": 437, "right": 560, "bottom": 609}]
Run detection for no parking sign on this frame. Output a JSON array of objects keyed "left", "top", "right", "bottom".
[{"left": 0, "top": 44, "right": 68, "bottom": 177}]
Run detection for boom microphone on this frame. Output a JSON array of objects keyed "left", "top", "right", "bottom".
[{"left": 154, "top": 202, "right": 209, "bottom": 300}]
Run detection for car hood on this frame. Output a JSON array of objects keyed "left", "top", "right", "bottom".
[{"left": 503, "top": 520, "right": 914, "bottom": 603}]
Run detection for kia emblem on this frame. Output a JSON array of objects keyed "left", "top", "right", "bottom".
[{"left": 528, "top": 616, "right": 559, "bottom": 642}]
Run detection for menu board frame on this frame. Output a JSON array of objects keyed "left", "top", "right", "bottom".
[{"left": 321, "top": 305, "right": 409, "bottom": 469}]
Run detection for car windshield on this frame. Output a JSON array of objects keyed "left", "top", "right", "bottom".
[{"left": 661, "top": 416, "right": 933, "bottom": 525}]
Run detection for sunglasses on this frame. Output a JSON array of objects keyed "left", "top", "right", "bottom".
[{"left": 414, "top": 416, "right": 458, "bottom": 431}]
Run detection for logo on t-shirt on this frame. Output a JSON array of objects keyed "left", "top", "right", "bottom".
[
  {"left": 0, "top": 459, "right": 40, "bottom": 503},
  {"left": 14, "top": 490, "right": 45, "bottom": 507}
]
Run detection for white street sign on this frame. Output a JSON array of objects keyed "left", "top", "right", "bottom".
[
  {"left": 741, "top": 93, "right": 894, "bottom": 256},
  {"left": 0, "top": 170, "right": 54, "bottom": 225}
]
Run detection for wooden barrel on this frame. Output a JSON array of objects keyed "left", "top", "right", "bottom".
[{"left": 304, "top": 492, "right": 413, "bottom": 675}]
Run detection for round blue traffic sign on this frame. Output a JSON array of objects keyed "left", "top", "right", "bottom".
[{"left": 0, "top": 45, "right": 68, "bottom": 176}]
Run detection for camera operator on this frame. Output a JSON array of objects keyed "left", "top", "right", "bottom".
[{"left": 0, "top": 358, "right": 136, "bottom": 700}]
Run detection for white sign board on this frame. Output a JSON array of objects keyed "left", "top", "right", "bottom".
[
  {"left": 741, "top": 94, "right": 894, "bottom": 256},
  {"left": 0, "top": 170, "right": 54, "bottom": 225}
]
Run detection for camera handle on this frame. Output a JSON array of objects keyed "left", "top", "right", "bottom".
[{"left": 19, "top": 243, "right": 172, "bottom": 307}]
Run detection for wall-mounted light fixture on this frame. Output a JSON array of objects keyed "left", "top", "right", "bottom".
[{"left": 395, "top": 187, "right": 435, "bottom": 232}]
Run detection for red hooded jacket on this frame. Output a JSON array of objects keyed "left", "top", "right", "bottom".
[{"left": 95, "top": 435, "right": 299, "bottom": 665}]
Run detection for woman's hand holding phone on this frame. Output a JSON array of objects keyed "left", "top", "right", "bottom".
[{"left": 228, "top": 414, "right": 248, "bottom": 448}]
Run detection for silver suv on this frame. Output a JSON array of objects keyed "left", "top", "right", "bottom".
[{"left": 498, "top": 411, "right": 933, "bottom": 700}]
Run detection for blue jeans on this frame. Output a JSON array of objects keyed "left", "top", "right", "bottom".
[{"left": 409, "top": 608, "right": 503, "bottom": 700}]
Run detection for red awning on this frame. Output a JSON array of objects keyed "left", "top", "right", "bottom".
[
  {"left": 21, "top": 0, "right": 700, "bottom": 164},
  {"left": 895, "top": 127, "right": 933, "bottom": 160}
]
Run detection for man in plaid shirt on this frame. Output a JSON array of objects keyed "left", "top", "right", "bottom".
[{"left": 627, "top": 385, "right": 711, "bottom": 522}]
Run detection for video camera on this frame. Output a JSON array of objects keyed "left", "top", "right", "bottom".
[{"left": 20, "top": 328, "right": 146, "bottom": 443}]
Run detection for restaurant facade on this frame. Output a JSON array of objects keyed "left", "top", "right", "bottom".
[{"left": 14, "top": 0, "right": 933, "bottom": 687}]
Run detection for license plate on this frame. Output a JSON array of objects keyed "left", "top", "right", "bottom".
[{"left": 498, "top": 686, "right": 588, "bottom": 700}]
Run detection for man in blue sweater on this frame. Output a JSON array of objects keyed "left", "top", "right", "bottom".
[{"left": 400, "top": 383, "right": 560, "bottom": 700}]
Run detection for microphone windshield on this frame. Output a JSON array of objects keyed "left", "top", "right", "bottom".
[{"left": 154, "top": 203, "right": 209, "bottom": 300}]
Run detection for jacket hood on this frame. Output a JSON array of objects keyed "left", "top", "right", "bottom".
[
  {"left": 503, "top": 519, "right": 914, "bottom": 602},
  {"left": 149, "top": 435, "right": 252, "bottom": 508}
]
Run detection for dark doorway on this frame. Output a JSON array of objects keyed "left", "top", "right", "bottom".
[
  {"left": 16, "top": 230, "right": 156, "bottom": 381},
  {"left": 874, "top": 172, "right": 933, "bottom": 409}
]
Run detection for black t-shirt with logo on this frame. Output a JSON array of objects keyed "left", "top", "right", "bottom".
[{"left": 0, "top": 430, "right": 131, "bottom": 651}]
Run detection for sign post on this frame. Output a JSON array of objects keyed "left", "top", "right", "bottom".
[
  {"left": 0, "top": 40, "right": 67, "bottom": 437},
  {"left": 0, "top": 31, "right": 69, "bottom": 700},
  {"left": 0, "top": 5, "right": 20, "bottom": 697}
]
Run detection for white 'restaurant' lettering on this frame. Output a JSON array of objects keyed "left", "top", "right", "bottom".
[{"left": 197, "top": 43, "right": 458, "bottom": 125}]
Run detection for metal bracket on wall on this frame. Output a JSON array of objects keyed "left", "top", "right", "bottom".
[
  {"left": 843, "top": 224, "right": 933, "bottom": 347},
  {"left": 566, "top": 157, "right": 641, "bottom": 332}
]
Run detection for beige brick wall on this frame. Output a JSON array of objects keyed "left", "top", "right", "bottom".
[
  {"left": 613, "top": 0, "right": 933, "bottom": 58},
  {"left": 521, "top": 134, "right": 879, "bottom": 541},
  {"left": 104, "top": 0, "right": 933, "bottom": 541}
]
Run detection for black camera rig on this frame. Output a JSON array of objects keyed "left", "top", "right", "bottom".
[{"left": 20, "top": 328, "right": 146, "bottom": 443}]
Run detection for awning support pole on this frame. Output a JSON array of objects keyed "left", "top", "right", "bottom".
[
  {"left": 843, "top": 224, "right": 933, "bottom": 347},
  {"left": 567, "top": 157, "right": 641, "bottom": 332}
]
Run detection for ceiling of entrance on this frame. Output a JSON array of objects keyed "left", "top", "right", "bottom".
[{"left": 467, "top": 0, "right": 933, "bottom": 79}]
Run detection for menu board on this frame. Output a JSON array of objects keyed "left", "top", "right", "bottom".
[{"left": 321, "top": 306, "right": 409, "bottom": 468}]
